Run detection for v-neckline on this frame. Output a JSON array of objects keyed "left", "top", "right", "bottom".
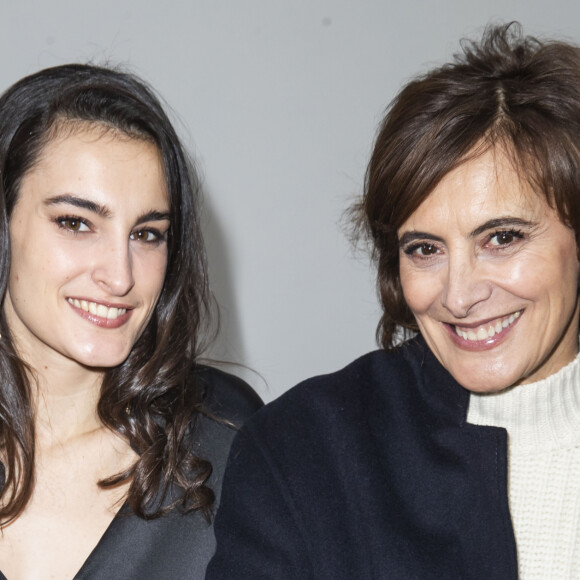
[
  {"left": 73, "top": 501, "right": 130, "bottom": 579},
  {"left": 0, "top": 501, "right": 130, "bottom": 580}
]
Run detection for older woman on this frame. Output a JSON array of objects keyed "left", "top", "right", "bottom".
[
  {"left": 208, "top": 24, "right": 580, "bottom": 579},
  {"left": 0, "top": 64, "right": 261, "bottom": 579}
]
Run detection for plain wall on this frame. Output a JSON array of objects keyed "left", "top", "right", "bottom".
[{"left": 2, "top": 1, "right": 580, "bottom": 401}]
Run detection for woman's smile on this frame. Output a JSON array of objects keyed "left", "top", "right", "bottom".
[
  {"left": 445, "top": 309, "right": 521, "bottom": 350},
  {"left": 66, "top": 297, "right": 133, "bottom": 328}
]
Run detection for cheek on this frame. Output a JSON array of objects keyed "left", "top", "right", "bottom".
[
  {"left": 490, "top": 258, "right": 533, "bottom": 296},
  {"left": 11, "top": 225, "right": 86, "bottom": 278},
  {"left": 140, "top": 259, "right": 168, "bottom": 327},
  {"left": 498, "top": 244, "right": 578, "bottom": 302},
  {"left": 136, "top": 253, "right": 168, "bottom": 300},
  {"left": 399, "top": 263, "right": 442, "bottom": 317},
  {"left": 9, "top": 236, "right": 47, "bottom": 290}
]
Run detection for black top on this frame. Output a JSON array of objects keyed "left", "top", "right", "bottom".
[
  {"left": 0, "top": 367, "right": 262, "bottom": 580},
  {"left": 207, "top": 337, "right": 518, "bottom": 579}
]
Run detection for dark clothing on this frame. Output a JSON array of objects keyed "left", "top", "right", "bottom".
[
  {"left": 207, "top": 337, "right": 518, "bottom": 579},
  {"left": 0, "top": 367, "right": 262, "bottom": 580}
]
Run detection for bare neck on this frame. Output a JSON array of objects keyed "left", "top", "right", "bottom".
[{"left": 26, "top": 353, "right": 105, "bottom": 446}]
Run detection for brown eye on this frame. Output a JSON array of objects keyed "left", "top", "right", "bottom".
[
  {"left": 402, "top": 241, "right": 441, "bottom": 258},
  {"left": 496, "top": 232, "right": 513, "bottom": 244},
  {"left": 58, "top": 217, "right": 89, "bottom": 232},
  {"left": 419, "top": 243, "right": 438, "bottom": 255},
  {"left": 489, "top": 230, "right": 523, "bottom": 246},
  {"left": 130, "top": 229, "right": 159, "bottom": 243}
]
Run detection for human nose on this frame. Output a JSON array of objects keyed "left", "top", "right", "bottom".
[
  {"left": 440, "top": 254, "right": 491, "bottom": 319},
  {"left": 91, "top": 236, "right": 135, "bottom": 297}
]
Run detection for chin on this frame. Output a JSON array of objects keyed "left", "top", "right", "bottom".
[
  {"left": 72, "top": 344, "right": 133, "bottom": 369},
  {"left": 457, "top": 378, "right": 513, "bottom": 394},
  {"left": 444, "top": 358, "right": 522, "bottom": 394}
]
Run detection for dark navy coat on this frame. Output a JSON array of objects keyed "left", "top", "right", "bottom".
[{"left": 208, "top": 338, "right": 518, "bottom": 579}]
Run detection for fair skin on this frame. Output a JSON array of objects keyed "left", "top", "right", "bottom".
[
  {"left": 0, "top": 125, "right": 170, "bottom": 579},
  {"left": 398, "top": 148, "right": 580, "bottom": 393}
]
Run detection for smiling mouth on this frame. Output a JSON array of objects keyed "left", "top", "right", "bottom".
[
  {"left": 67, "top": 298, "right": 128, "bottom": 320},
  {"left": 453, "top": 311, "right": 521, "bottom": 342}
]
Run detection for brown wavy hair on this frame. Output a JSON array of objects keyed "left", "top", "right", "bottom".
[
  {"left": 356, "top": 22, "right": 580, "bottom": 349},
  {"left": 0, "top": 64, "right": 214, "bottom": 522}
]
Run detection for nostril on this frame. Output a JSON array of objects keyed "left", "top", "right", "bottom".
[{"left": 91, "top": 264, "right": 135, "bottom": 297}]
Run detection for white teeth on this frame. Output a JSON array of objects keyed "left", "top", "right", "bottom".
[
  {"left": 67, "top": 298, "right": 127, "bottom": 320},
  {"left": 455, "top": 311, "right": 521, "bottom": 342}
]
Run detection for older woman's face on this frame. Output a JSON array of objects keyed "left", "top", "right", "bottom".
[
  {"left": 4, "top": 126, "right": 170, "bottom": 371},
  {"left": 398, "top": 149, "right": 580, "bottom": 392}
]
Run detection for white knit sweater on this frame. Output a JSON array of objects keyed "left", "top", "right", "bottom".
[{"left": 467, "top": 354, "right": 580, "bottom": 579}]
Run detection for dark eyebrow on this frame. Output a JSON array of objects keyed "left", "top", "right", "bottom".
[
  {"left": 469, "top": 217, "right": 537, "bottom": 237},
  {"left": 399, "top": 217, "right": 537, "bottom": 247},
  {"left": 44, "top": 194, "right": 170, "bottom": 224},
  {"left": 135, "top": 210, "right": 171, "bottom": 225},
  {"left": 398, "top": 231, "right": 444, "bottom": 247},
  {"left": 44, "top": 194, "right": 112, "bottom": 218}
]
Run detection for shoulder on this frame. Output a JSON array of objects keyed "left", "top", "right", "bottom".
[
  {"left": 195, "top": 365, "right": 263, "bottom": 426},
  {"left": 187, "top": 366, "right": 263, "bottom": 503},
  {"left": 250, "top": 338, "right": 430, "bottom": 423},
  {"left": 239, "top": 337, "right": 465, "bottom": 449}
]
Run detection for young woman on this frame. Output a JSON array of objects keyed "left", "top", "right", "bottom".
[{"left": 0, "top": 64, "right": 261, "bottom": 579}]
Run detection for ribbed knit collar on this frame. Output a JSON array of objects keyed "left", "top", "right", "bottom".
[{"left": 467, "top": 352, "right": 580, "bottom": 454}]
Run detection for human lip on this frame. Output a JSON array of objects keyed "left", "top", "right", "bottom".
[
  {"left": 445, "top": 310, "right": 522, "bottom": 350},
  {"left": 453, "top": 311, "right": 521, "bottom": 341},
  {"left": 66, "top": 297, "right": 133, "bottom": 328}
]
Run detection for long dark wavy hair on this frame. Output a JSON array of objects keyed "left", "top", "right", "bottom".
[
  {"left": 356, "top": 22, "right": 580, "bottom": 349},
  {"left": 0, "top": 64, "right": 214, "bottom": 522}
]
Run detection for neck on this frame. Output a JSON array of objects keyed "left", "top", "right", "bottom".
[
  {"left": 34, "top": 373, "right": 104, "bottom": 446},
  {"left": 21, "top": 350, "right": 105, "bottom": 445}
]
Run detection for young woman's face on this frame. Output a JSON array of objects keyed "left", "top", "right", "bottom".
[
  {"left": 398, "top": 149, "right": 580, "bottom": 393},
  {"left": 4, "top": 126, "right": 170, "bottom": 371}
]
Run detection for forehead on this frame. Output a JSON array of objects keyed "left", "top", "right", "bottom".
[
  {"left": 22, "top": 124, "right": 169, "bottom": 205},
  {"left": 399, "top": 149, "right": 549, "bottom": 233},
  {"left": 37, "top": 122, "right": 159, "bottom": 164}
]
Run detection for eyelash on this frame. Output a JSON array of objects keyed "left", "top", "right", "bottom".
[
  {"left": 403, "top": 242, "right": 440, "bottom": 258},
  {"left": 487, "top": 229, "right": 524, "bottom": 246},
  {"left": 129, "top": 229, "right": 167, "bottom": 244},
  {"left": 55, "top": 215, "right": 90, "bottom": 233},
  {"left": 54, "top": 215, "right": 167, "bottom": 245},
  {"left": 402, "top": 229, "right": 525, "bottom": 259}
]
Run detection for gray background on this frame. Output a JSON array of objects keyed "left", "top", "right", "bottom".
[{"left": 2, "top": 1, "right": 579, "bottom": 401}]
